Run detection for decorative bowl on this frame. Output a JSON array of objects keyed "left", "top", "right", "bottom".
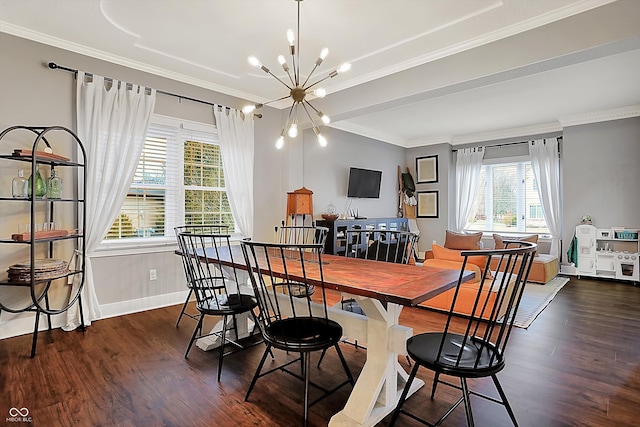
[{"left": 321, "top": 213, "right": 339, "bottom": 221}]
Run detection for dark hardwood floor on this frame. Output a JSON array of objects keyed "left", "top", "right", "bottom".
[{"left": 1, "top": 276, "right": 639, "bottom": 426}]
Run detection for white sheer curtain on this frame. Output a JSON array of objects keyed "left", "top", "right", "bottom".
[
  {"left": 530, "top": 138, "right": 562, "bottom": 256},
  {"left": 64, "top": 72, "right": 156, "bottom": 331},
  {"left": 455, "top": 147, "right": 484, "bottom": 231},
  {"left": 212, "top": 105, "right": 254, "bottom": 238}
]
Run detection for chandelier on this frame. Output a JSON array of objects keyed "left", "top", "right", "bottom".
[{"left": 242, "top": 0, "right": 350, "bottom": 149}]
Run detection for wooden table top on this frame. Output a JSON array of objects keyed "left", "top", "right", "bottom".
[{"left": 200, "top": 245, "right": 471, "bottom": 307}]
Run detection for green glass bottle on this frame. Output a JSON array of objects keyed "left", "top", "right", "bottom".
[
  {"left": 47, "top": 169, "right": 63, "bottom": 199},
  {"left": 28, "top": 166, "right": 47, "bottom": 198}
]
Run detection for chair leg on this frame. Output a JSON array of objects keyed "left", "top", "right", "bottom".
[
  {"left": 245, "top": 344, "right": 273, "bottom": 402},
  {"left": 389, "top": 361, "right": 420, "bottom": 426},
  {"left": 460, "top": 378, "right": 475, "bottom": 427},
  {"left": 185, "top": 315, "right": 204, "bottom": 358},
  {"left": 176, "top": 288, "right": 194, "bottom": 327},
  {"left": 302, "top": 352, "right": 311, "bottom": 427},
  {"left": 317, "top": 348, "right": 327, "bottom": 367},
  {"left": 492, "top": 374, "right": 519, "bottom": 427},
  {"left": 217, "top": 315, "right": 228, "bottom": 382},
  {"left": 333, "top": 344, "right": 355, "bottom": 385},
  {"left": 431, "top": 372, "right": 441, "bottom": 399}
]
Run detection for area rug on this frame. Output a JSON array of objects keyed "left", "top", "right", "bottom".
[{"left": 513, "top": 276, "right": 570, "bottom": 328}]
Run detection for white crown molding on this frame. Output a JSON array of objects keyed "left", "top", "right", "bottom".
[
  {"left": 0, "top": 22, "right": 257, "bottom": 103},
  {"left": 450, "top": 122, "right": 564, "bottom": 146},
  {"left": 558, "top": 104, "right": 640, "bottom": 127},
  {"left": 405, "top": 135, "right": 454, "bottom": 148},
  {"left": 329, "top": 121, "right": 408, "bottom": 147}
]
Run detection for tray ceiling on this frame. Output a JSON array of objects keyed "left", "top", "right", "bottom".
[{"left": 1, "top": 0, "right": 639, "bottom": 146}]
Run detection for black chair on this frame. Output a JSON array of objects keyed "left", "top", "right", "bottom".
[
  {"left": 241, "top": 240, "right": 354, "bottom": 427},
  {"left": 390, "top": 241, "right": 537, "bottom": 427},
  {"left": 274, "top": 221, "right": 329, "bottom": 298},
  {"left": 176, "top": 226, "right": 261, "bottom": 382},
  {"left": 339, "top": 228, "right": 419, "bottom": 315},
  {"left": 174, "top": 224, "right": 229, "bottom": 327}
]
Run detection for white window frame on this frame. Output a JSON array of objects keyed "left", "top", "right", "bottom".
[
  {"left": 95, "top": 114, "right": 240, "bottom": 257},
  {"left": 466, "top": 155, "right": 551, "bottom": 236}
]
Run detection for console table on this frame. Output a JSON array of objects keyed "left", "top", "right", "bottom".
[{"left": 316, "top": 217, "right": 408, "bottom": 255}]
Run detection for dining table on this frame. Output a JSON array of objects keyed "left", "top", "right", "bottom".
[{"left": 189, "top": 243, "right": 471, "bottom": 427}]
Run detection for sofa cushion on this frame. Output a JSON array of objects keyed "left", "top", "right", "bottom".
[
  {"left": 431, "top": 244, "right": 491, "bottom": 276},
  {"left": 493, "top": 233, "right": 538, "bottom": 250},
  {"left": 489, "top": 252, "right": 558, "bottom": 284},
  {"left": 444, "top": 230, "right": 483, "bottom": 250},
  {"left": 419, "top": 271, "right": 517, "bottom": 320}
]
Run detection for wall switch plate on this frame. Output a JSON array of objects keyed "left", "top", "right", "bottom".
[{"left": 149, "top": 269, "right": 157, "bottom": 281}]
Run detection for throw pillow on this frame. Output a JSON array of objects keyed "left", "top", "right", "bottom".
[
  {"left": 431, "top": 244, "right": 491, "bottom": 277},
  {"left": 444, "top": 230, "right": 483, "bottom": 250},
  {"left": 493, "top": 233, "right": 538, "bottom": 249}
]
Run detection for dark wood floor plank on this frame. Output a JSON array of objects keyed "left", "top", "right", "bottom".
[{"left": 1, "top": 276, "right": 639, "bottom": 426}]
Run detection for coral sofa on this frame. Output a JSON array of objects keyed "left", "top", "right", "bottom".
[{"left": 418, "top": 231, "right": 559, "bottom": 318}]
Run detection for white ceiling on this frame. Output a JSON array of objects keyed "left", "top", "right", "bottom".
[{"left": 1, "top": 0, "right": 639, "bottom": 147}]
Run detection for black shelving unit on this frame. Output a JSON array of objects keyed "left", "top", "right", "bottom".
[
  {"left": 0, "top": 125, "right": 87, "bottom": 357},
  {"left": 316, "top": 217, "right": 408, "bottom": 255}
]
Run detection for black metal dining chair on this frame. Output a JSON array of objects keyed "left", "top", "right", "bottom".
[
  {"left": 176, "top": 226, "right": 261, "bottom": 382},
  {"left": 274, "top": 221, "right": 329, "bottom": 299},
  {"left": 174, "top": 224, "right": 229, "bottom": 327},
  {"left": 241, "top": 239, "right": 354, "bottom": 427},
  {"left": 339, "top": 228, "right": 419, "bottom": 314},
  {"left": 389, "top": 241, "right": 537, "bottom": 427}
]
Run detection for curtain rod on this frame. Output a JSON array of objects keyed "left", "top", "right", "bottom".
[
  {"left": 451, "top": 136, "right": 562, "bottom": 152},
  {"left": 47, "top": 62, "right": 262, "bottom": 118}
]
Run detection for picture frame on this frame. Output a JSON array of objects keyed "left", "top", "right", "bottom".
[
  {"left": 417, "top": 191, "right": 439, "bottom": 218},
  {"left": 416, "top": 155, "right": 438, "bottom": 183}
]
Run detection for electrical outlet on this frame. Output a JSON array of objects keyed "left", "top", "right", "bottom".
[{"left": 149, "top": 269, "right": 157, "bottom": 281}]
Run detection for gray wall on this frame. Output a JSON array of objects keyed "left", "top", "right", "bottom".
[
  {"left": 301, "top": 127, "right": 405, "bottom": 219},
  {"left": 1, "top": 32, "right": 639, "bottom": 338},
  {"left": 0, "top": 33, "right": 401, "bottom": 336},
  {"left": 561, "top": 117, "right": 640, "bottom": 257},
  {"left": 406, "top": 143, "right": 454, "bottom": 256}
]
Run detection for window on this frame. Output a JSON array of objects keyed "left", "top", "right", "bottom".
[
  {"left": 106, "top": 117, "right": 236, "bottom": 241},
  {"left": 466, "top": 161, "right": 549, "bottom": 233}
]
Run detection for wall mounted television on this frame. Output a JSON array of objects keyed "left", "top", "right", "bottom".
[{"left": 347, "top": 167, "right": 382, "bottom": 198}]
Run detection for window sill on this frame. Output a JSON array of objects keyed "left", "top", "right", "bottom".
[
  {"left": 93, "top": 233, "right": 245, "bottom": 258},
  {"left": 93, "top": 237, "right": 178, "bottom": 258}
]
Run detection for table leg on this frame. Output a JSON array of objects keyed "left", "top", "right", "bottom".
[{"left": 329, "top": 297, "right": 423, "bottom": 427}]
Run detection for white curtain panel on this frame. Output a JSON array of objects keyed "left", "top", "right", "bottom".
[
  {"left": 455, "top": 147, "right": 484, "bottom": 231},
  {"left": 212, "top": 105, "right": 254, "bottom": 238},
  {"left": 530, "top": 138, "right": 562, "bottom": 256},
  {"left": 64, "top": 72, "right": 156, "bottom": 331}
]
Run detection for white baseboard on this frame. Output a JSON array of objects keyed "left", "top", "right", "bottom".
[{"left": 0, "top": 290, "right": 189, "bottom": 340}]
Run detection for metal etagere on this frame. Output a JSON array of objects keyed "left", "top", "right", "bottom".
[{"left": 0, "top": 125, "right": 87, "bottom": 357}]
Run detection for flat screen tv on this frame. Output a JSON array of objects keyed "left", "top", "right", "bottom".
[{"left": 347, "top": 167, "right": 382, "bottom": 198}]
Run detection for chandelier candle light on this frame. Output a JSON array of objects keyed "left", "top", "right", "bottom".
[{"left": 242, "top": 0, "right": 350, "bottom": 149}]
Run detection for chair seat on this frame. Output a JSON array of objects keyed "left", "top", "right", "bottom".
[
  {"left": 407, "top": 332, "right": 505, "bottom": 378},
  {"left": 266, "top": 317, "right": 343, "bottom": 352},
  {"left": 198, "top": 293, "right": 258, "bottom": 316}
]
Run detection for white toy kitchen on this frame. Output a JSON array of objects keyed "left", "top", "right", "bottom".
[{"left": 576, "top": 225, "right": 639, "bottom": 283}]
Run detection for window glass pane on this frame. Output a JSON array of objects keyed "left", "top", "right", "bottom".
[
  {"left": 107, "top": 189, "right": 166, "bottom": 238},
  {"left": 467, "top": 161, "right": 549, "bottom": 234},
  {"left": 106, "top": 120, "right": 238, "bottom": 241}
]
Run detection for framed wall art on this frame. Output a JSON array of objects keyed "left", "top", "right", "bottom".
[
  {"left": 417, "top": 191, "right": 439, "bottom": 218},
  {"left": 416, "top": 155, "right": 438, "bottom": 183}
]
